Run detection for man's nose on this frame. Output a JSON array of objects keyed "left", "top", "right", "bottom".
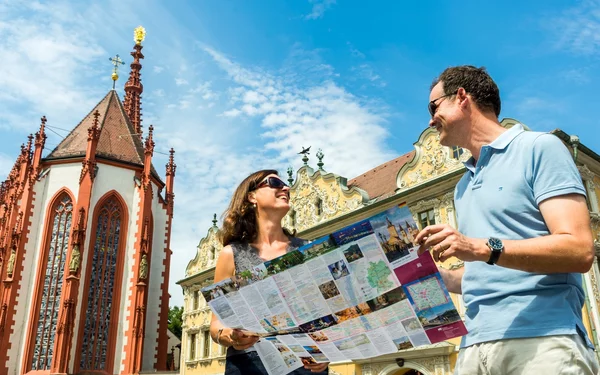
[{"left": 428, "top": 118, "right": 436, "bottom": 128}]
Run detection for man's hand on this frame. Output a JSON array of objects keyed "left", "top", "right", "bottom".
[
  {"left": 304, "top": 362, "right": 329, "bottom": 373},
  {"left": 230, "top": 328, "right": 260, "bottom": 350},
  {"left": 414, "top": 224, "right": 488, "bottom": 263}
]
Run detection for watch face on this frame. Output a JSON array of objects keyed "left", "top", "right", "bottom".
[{"left": 489, "top": 237, "right": 503, "bottom": 251}]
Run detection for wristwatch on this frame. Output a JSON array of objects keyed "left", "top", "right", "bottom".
[{"left": 486, "top": 237, "right": 504, "bottom": 265}]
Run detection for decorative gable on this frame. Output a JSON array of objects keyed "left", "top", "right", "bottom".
[
  {"left": 185, "top": 222, "right": 222, "bottom": 277},
  {"left": 396, "top": 128, "right": 471, "bottom": 192},
  {"left": 284, "top": 166, "right": 369, "bottom": 233}
]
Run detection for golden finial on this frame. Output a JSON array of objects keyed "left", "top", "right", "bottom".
[
  {"left": 134, "top": 26, "right": 146, "bottom": 45},
  {"left": 109, "top": 54, "right": 125, "bottom": 89}
]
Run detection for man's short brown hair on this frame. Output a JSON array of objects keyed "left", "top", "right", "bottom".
[{"left": 431, "top": 65, "right": 501, "bottom": 117}]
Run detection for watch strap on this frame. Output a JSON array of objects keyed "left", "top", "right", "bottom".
[{"left": 486, "top": 242, "right": 502, "bottom": 265}]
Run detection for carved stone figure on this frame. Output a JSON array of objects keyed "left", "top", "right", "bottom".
[
  {"left": 139, "top": 254, "right": 148, "bottom": 279},
  {"left": 69, "top": 244, "right": 81, "bottom": 273},
  {"left": 6, "top": 250, "right": 16, "bottom": 277}
]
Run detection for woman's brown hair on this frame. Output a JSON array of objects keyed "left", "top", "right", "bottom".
[{"left": 220, "top": 169, "right": 284, "bottom": 246}]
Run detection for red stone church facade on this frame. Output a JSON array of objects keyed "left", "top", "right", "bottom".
[{"left": 0, "top": 30, "right": 175, "bottom": 375}]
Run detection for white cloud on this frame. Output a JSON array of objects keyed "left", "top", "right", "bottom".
[
  {"left": 204, "top": 47, "right": 395, "bottom": 178},
  {"left": 351, "top": 64, "right": 387, "bottom": 88},
  {"left": 347, "top": 41, "right": 366, "bottom": 59},
  {"left": 563, "top": 68, "right": 591, "bottom": 84},
  {"left": 0, "top": 1, "right": 107, "bottom": 132},
  {"left": 153, "top": 66, "right": 164, "bottom": 73},
  {"left": 222, "top": 108, "right": 242, "bottom": 117},
  {"left": 152, "top": 88, "right": 165, "bottom": 97},
  {"left": 305, "top": 0, "right": 336, "bottom": 20},
  {"left": 550, "top": 0, "right": 600, "bottom": 55},
  {"left": 175, "top": 78, "right": 189, "bottom": 86}
]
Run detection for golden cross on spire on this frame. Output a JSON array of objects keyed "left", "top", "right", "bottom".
[{"left": 109, "top": 54, "right": 125, "bottom": 89}]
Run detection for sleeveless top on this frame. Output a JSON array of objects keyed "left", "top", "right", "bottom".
[{"left": 226, "top": 237, "right": 307, "bottom": 358}]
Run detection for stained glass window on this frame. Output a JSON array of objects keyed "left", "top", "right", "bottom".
[
  {"left": 31, "top": 193, "right": 73, "bottom": 370},
  {"left": 80, "top": 197, "right": 123, "bottom": 370}
]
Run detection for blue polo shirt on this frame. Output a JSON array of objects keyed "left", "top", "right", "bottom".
[{"left": 454, "top": 124, "right": 590, "bottom": 348}]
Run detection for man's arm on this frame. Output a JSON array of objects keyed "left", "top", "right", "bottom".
[
  {"left": 439, "top": 266, "right": 464, "bottom": 294},
  {"left": 497, "top": 193, "right": 594, "bottom": 273},
  {"left": 416, "top": 194, "right": 595, "bottom": 274}
]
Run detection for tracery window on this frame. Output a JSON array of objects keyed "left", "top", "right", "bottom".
[
  {"left": 80, "top": 197, "right": 124, "bottom": 370},
  {"left": 31, "top": 193, "right": 73, "bottom": 370}
]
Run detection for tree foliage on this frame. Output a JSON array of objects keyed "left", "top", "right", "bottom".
[{"left": 168, "top": 305, "right": 184, "bottom": 340}]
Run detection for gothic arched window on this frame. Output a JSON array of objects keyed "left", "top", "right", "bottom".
[
  {"left": 79, "top": 196, "right": 125, "bottom": 371},
  {"left": 31, "top": 193, "right": 73, "bottom": 370}
]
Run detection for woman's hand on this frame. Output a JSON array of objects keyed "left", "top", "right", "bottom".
[
  {"left": 304, "top": 362, "right": 329, "bottom": 373},
  {"left": 230, "top": 328, "right": 260, "bottom": 350}
]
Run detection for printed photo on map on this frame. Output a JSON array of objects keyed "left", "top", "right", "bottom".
[
  {"left": 332, "top": 219, "right": 374, "bottom": 246},
  {"left": 366, "top": 287, "right": 407, "bottom": 312},
  {"left": 342, "top": 244, "right": 364, "bottom": 263},
  {"left": 334, "top": 302, "right": 372, "bottom": 323},
  {"left": 308, "top": 330, "right": 329, "bottom": 342},
  {"left": 263, "top": 250, "right": 305, "bottom": 276},
  {"left": 368, "top": 205, "right": 420, "bottom": 267},
  {"left": 415, "top": 300, "right": 462, "bottom": 329},
  {"left": 328, "top": 260, "right": 350, "bottom": 280},
  {"left": 318, "top": 280, "right": 340, "bottom": 300},
  {"left": 299, "top": 314, "right": 338, "bottom": 332},
  {"left": 201, "top": 277, "right": 239, "bottom": 302},
  {"left": 299, "top": 234, "right": 338, "bottom": 261},
  {"left": 393, "top": 336, "right": 414, "bottom": 350}
]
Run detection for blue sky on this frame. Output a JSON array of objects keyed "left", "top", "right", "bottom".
[{"left": 1, "top": 0, "right": 599, "bottom": 306}]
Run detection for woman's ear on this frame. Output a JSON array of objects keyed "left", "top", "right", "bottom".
[{"left": 247, "top": 193, "right": 257, "bottom": 204}]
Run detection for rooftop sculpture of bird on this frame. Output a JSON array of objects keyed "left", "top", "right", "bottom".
[{"left": 298, "top": 146, "right": 311, "bottom": 155}]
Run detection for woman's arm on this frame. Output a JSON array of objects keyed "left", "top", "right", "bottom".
[{"left": 209, "top": 245, "right": 259, "bottom": 350}]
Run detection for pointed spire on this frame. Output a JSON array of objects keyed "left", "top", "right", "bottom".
[
  {"left": 124, "top": 26, "right": 146, "bottom": 136},
  {"left": 144, "top": 125, "right": 155, "bottom": 155},
  {"left": 88, "top": 110, "right": 101, "bottom": 141},
  {"left": 212, "top": 213, "right": 218, "bottom": 228},
  {"left": 166, "top": 148, "right": 176, "bottom": 177},
  {"left": 35, "top": 116, "right": 47, "bottom": 149}
]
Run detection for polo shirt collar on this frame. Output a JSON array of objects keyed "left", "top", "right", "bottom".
[
  {"left": 488, "top": 123, "right": 525, "bottom": 150},
  {"left": 463, "top": 124, "right": 525, "bottom": 172}
]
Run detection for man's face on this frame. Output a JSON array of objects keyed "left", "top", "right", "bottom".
[{"left": 428, "top": 82, "right": 461, "bottom": 147}]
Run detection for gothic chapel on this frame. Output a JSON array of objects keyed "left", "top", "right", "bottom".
[{"left": 0, "top": 28, "right": 175, "bottom": 374}]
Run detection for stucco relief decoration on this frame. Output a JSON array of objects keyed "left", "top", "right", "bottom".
[
  {"left": 186, "top": 227, "right": 223, "bottom": 277},
  {"left": 398, "top": 128, "right": 471, "bottom": 191},
  {"left": 285, "top": 167, "right": 368, "bottom": 232}
]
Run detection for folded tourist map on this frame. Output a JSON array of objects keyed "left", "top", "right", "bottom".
[{"left": 201, "top": 204, "right": 467, "bottom": 375}]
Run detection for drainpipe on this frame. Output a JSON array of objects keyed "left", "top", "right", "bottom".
[{"left": 570, "top": 135, "right": 580, "bottom": 163}]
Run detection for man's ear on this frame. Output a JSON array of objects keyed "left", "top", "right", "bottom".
[{"left": 456, "top": 87, "right": 470, "bottom": 109}]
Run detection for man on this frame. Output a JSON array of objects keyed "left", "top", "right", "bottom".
[{"left": 415, "top": 65, "right": 599, "bottom": 374}]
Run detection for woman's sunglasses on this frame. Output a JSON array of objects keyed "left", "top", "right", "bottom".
[{"left": 254, "top": 177, "right": 289, "bottom": 190}]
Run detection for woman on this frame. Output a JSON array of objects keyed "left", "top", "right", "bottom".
[{"left": 210, "top": 169, "right": 329, "bottom": 375}]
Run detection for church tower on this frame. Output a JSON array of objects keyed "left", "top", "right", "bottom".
[{"left": 0, "top": 27, "right": 176, "bottom": 375}]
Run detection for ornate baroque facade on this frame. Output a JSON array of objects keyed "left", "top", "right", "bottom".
[{"left": 179, "top": 120, "right": 600, "bottom": 375}]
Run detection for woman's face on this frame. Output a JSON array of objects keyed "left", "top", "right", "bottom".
[{"left": 250, "top": 173, "right": 290, "bottom": 213}]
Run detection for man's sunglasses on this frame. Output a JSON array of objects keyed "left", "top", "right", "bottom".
[
  {"left": 428, "top": 90, "right": 458, "bottom": 117},
  {"left": 254, "top": 177, "right": 289, "bottom": 190}
]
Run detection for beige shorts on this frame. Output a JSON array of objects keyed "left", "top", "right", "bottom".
[{"left": 454, "top": 335, "right": 599, "bottom": 375}]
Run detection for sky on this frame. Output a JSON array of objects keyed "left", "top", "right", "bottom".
[{"left": 1, "top": 0, "right": 600, "bottom": 307}]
